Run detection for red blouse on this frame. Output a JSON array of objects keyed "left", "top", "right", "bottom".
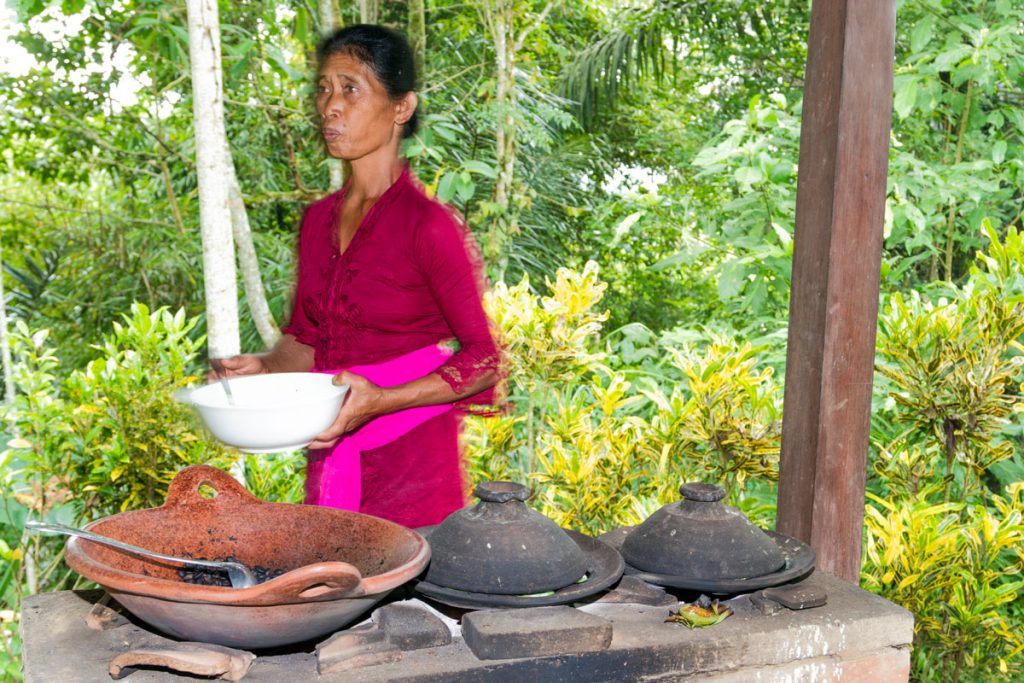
[{"left": 283, "top": 167, "right": 500, "bottom": 403}]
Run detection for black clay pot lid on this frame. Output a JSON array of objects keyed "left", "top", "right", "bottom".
[
  {"left": 602, "top": 527, "right": 815, "bottom": 594},
  {"left": 415, "top": 530, "right": 624, "bottom": 609},
  {"left": 423, "top": 481, "right": 590, "bottom": 595},
  {"left": 621, "top": 482, "right": 787, "bottom": 580}
]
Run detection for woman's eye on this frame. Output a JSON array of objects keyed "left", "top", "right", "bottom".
[{"left": 344, "top": 85, "right": 358, "bottom": 94}]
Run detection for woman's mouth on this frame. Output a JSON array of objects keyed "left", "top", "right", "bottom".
[{"left": 322, "top": 128, "right": 342, "bottom": 141}]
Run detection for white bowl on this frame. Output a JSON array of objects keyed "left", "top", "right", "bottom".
[{"left": 186, "top": 373, "right": 348, "bottom": 453}]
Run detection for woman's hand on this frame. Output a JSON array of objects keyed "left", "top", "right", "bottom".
[
  {"left": 206, "top": 354, "right": 269, "bottom": 382},
  {"left": 308, "top": 371, "right": 393, "bottom": 450}
]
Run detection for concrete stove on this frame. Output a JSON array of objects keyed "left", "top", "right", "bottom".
[{"left": 21, "top": 572, "right": 912, "bottom": 682}]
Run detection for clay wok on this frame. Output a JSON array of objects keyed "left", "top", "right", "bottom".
[{"left": 64, "top": 465, "right": 430, "bottom": 649}]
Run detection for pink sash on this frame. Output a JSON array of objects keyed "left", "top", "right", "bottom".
[{"left": 304, "top": 343, "right": 456, "bottom": 509}]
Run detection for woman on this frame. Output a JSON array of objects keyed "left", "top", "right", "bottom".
[{"left": 219, "top": 25, "right": 501, "bottom": 528}]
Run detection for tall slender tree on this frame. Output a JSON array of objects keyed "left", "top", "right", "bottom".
[
  {"left": 226, "top": 155, "right": 280, "bottom": 347},
  {"left": 360, "top": 0, "right": 380, "bottom": 24},
  {"left": 186, "top": 0, "right": 240, "bottom": 359},
  {"left": 0, "top": 244, "right": 12, "bottom": 404},
  {"left": 409, "top": 0, "right": 427, "bottom": 78},
  {"left": 320, "top": 0, "right": 346, "bottom": 191},
  {"left": 477, "top": 0, "right": 556, "bottom": 277}
]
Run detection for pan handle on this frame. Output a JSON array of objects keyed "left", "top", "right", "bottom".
[
  {"left": 265, "top": 561, "right": 366, "bottom": 602},
  {"left": 163, "top": 465, "right": 260, "bottom": 508}
]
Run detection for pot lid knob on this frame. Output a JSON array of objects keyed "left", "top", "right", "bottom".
[
  {"left": 474, "top": 481, "right": 531, "bottom": 503},
  {"left": 679, "top": 482, "right": 726, "bottom": 502}
]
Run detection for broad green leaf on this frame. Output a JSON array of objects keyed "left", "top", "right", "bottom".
[
  {"left": 437, "top": 172, "right": 457, "bottom": 203},
  {"left": 893, "top": 76, "right": 918, "bottom": 119},
  {"left": 462, "top": 160, "right": 498, "bottom": 178},
  {"left": 733, "top": 166, "right": 763, "bottom": 185},
  {"left": 911, "top": 17, "right": 935, "bottom": 53},
  {"left": 456, "top": 176, "right": 475, "bottom": 202},
  {"left": 991, "top": 141, "right": 1007, "bottom": 165},
  {"left": 717, "top": 260, "right": 747, "bottom": 300},
  {"left": 611, "top": 211, "right": 644, "bottom": 245}
]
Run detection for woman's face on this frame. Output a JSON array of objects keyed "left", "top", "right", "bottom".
[{"left": 316, "top": 52, "right": 411, "bottom": 162}]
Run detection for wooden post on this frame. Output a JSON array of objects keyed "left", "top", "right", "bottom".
[{"left": 776, "top": 0, "right": 896, "bottom": 582}]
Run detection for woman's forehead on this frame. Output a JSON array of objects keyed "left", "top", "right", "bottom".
[{"left": 318, "top": 52, "right": 376, "bottom": 82}]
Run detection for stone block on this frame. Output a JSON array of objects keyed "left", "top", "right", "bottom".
[
  {"left": 761, "top": 581, "right": 828, "bottom": 610},
  {"left": 373, "top": 603, "right": 453, "bottom": 651},
  {"left": 839, "top": 647, "right": 911, "bottom": 683},
  {"left": 748, "top": 591, "right": 783, "bottom": 616},
  {"left": 595, "top": 576, "right": 678, "bottom": 607},
  {"left": 692, "top": 647, "right": 911, "bottom": 682},
  {"left": 462, "top": 606, "right": 613, "bottom": 661}
]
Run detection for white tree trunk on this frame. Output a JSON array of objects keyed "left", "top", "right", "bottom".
[
  {"left": 187, "top": 0, "right": 240, "bottom": 359},
  {"left": 0, "top": 244, "right": 13, "bottom": 404},
  {"left": 409, "top": 0, "right": 426, "bottom": 79},
  {"left": 320, "top": 0, "right": 346, "bottom": 191},
  {"left": 226, "top": 162, "right": 280, "bottom": 348},
  {"left": 359, "top": 0, "right": 380, "bottom": 24}
]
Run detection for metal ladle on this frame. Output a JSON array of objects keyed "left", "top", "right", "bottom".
[
  {"left": 208, "top": 358, "right": 236, "bottom": 406},
  {"left": 26, "top": 520, "right": 257, "bottom": 588}
]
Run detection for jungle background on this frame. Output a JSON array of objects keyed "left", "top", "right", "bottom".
[{"left": 1, "top": 0, "right": 1022, "bottom": 680}]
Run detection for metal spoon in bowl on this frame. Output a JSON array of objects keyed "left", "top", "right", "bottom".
[
  {"left": 208, "top": 358, "right": 236, "bottom": 406},
  {"left": 26, "top": 520, "right": 257, "bottom": 588}
]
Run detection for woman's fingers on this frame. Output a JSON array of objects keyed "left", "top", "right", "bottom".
[
  {"left": 309, "top": 372, "right": 386, "bottom": 448},
  {"left": 221, "top": 355, "right": 268, "bottom": 377}
]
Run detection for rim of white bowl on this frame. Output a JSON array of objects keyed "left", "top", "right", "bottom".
[{"left": 189, "top": 373, "right": 348, "bottom": 411}]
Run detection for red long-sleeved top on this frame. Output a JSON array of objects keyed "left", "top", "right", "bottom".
[{"left": 282, "top": 167, "right": 500, "bottom": 526}]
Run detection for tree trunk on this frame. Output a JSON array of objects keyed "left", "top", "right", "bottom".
[
  {"left": 479, "top": 0, "right": 518, "bottom": 277},
  {"left": 319, "top": 0, "right": 340, "bottom": 31},
  {"left": 186, "top": 0, "right": 241, "bottom": 359},
  {"left": 409, "top": 0, "right": 426, "bottom": 79},
  {"left": 359, "top": 0, "right": 380, "bottom": 23},
  {"left": 0, "top": 244, "right": 13, "bottom": 404},
  {"left": 225, "top": 155, "right": 281, "bottom": 348},
  {"left": 320, "top": 0, "right": 346, "bottom": 191}
]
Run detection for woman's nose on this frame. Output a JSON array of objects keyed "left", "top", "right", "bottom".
[{"left": 320, "top": 92, "right": 343, "bottom": 119}]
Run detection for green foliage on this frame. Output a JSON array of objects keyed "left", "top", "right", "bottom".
[
  {"left": 875, "top": 225, "right": 1024, "bottom": 503},
  {"left": 866, "top": 227, "right": 1024, "bottom": 681},
  {"left": 2, "top": 304, "right": 235, "bottom": 519},
  {"left": 688, "top": 94, "right": 799, "bottom": 324},
  {"left": 465, "top": 263, "right": 782, "bottom": 534},
  {"left": 886, "top": 0, "right": 1024, "bottom": 285},
  {"left": 862, "top": 488, "right": 1024, "bottom": 680},
  {"left": 241, "top": 451, "right": 306, "bottom": 504},
  {"left": 646, "top": 341, "right": 781, "bottom": 490}
]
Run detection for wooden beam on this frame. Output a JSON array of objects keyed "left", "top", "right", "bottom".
[{"left": 776, "top": 0, "right": 896, "bottom": 582}]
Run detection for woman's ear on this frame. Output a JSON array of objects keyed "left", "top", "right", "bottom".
[{"left": 395, "top": 91, "right": 418, "bottom": 128}]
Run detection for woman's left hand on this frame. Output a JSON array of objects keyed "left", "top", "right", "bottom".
[{"left": 308, "top": 371, "right": 391, "bottom": 450}]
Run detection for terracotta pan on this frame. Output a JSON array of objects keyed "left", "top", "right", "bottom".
[{"left": 64, "top": 465, "right": 430, "bottom": 649}]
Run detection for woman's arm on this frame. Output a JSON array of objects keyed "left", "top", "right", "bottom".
[
  {"left": 216, "top": 334, "right": 315, "bottom": 376},
  {"left": 307, "top": 367, "right": 497, "bottom": 449},
  {"left": 308, "top": 204, "right": 501, "bottom": 450}
]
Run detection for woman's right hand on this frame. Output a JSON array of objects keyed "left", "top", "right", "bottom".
[{"left": 207, "top": 354, "right": 269, "bottom": 382}]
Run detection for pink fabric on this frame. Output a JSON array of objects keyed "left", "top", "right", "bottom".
[{"left": 304, "top": 343, "right": 455, "bottom": 510}]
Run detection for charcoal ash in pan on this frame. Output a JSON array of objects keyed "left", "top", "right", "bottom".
[{"left": 176, "top": 557, "right": 286, "bottom": 586}]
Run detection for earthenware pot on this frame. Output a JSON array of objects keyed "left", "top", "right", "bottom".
[
  {"left": 424, "top": 481, "right": 589, "bottom": 595},
  {"left": 621, "top": 482, "right": 785, "bottom": 580},
  {"left": 63, "top": 465, "right": 429, "bottom": 648}
]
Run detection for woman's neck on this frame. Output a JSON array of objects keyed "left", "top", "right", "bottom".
[{"left": 347, "top": 149, "right": 404, "bottom": 200}]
